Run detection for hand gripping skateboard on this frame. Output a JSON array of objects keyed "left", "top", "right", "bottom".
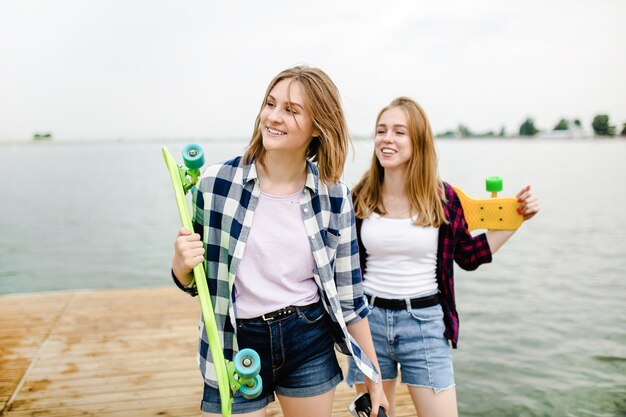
[
  {"left": 453, "top": 176, "right": 523, "bottom": 231},
  {"left": 349, "top": 393, "right": 388, "bottom": 417},
  {"left": 163, "top": 144, "right": 262, "bottom": 416}
]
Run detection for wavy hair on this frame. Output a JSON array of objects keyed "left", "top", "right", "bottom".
[
  {"left": 243, "top": 66, "right": 350, "bottom": 184},
  {"left": 352, "top": 97, "right": 447, "bottom": 227}
]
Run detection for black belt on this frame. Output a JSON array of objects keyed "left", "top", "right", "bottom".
[
  {"left": 365, "top": 293, "right": 439, "bottom": 310},
  {"left": 239, "top": 301, "right": 320, "bottom": 322},
  {"left": 262, "top": 306, "right": 297, "bottom": 321}
]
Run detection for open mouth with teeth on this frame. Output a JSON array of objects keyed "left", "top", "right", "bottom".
[
  {"left": 381, "top": 148, "right": 397, "bottom": 155},
  {"left": 267, "top": 127, "right": 286, "bottom": 136}
]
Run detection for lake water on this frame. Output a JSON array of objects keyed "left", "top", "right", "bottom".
[{"left": 1, "top": 138, "right": 625, "bottom": 416}]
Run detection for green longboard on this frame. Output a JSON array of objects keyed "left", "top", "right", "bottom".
[
  {"left": 162, "top": 145, "right": 262, "bottom": 417},
  {"left": 453, "top": 176, "right": 524, "bottom": 231}
]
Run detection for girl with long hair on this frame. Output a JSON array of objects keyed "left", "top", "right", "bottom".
[
  {"left": 171, "top": 66, "right": 387, "bottom": 417},
  {"left": 347, "top": 97, "right": 539, "bottom": 417}
]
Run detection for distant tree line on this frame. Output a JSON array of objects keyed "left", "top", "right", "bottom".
[
  {"left": 32, "top": 132, "right": 53, "bottom": 141},
  {"left": 436, "top": 114, "right": 626, "bottom": 138}
]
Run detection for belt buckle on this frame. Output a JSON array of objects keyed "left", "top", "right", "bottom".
[{"left": 262, "top": 307, "right": 293, "bottom": 321}]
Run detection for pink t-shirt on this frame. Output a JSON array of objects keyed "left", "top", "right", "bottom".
[{"left": 234, "top": 189, "right": 319, "bottom": 319}]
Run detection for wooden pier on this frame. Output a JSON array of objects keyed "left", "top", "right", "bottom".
[{"left": 1, "top": 287, "right": 414, "bottom": 416}]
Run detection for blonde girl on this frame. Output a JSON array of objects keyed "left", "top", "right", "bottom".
[
  {"left": 172, "top": 66, "right": 388, "bottom": 417},
  {"left": 347, "top": 97, "right": 539, "bottom": 417}
]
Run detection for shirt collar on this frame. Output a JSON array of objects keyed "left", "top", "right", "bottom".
[
  {"left": 241, "top": 157, "right": 319, "bottom": 195},
  {"left": 242, "top": 158, "right": 258, "bottom": 184},
  {"left": 304, "top": 160, "right": 319, "bottom": 195}
]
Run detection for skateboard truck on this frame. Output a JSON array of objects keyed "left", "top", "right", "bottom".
[
  {"left": 348, "top": 393, "right": 388, "bottom": 417},
  {"left": 177, "top": 144, "right": 204, "bottom": 193}
]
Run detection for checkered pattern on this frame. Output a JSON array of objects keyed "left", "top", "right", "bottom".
[
  {"left": 355, "top": 182, "right": 492, "bottom": 349},
  {"left": 174, "top": 156, "right": 379, "bottom": 388}
]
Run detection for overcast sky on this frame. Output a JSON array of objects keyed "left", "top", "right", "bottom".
[{"left": 1, "top": 0, "right": 625, "bottom": 141}]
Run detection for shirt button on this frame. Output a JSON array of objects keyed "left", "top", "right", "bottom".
[
  {"left": 310, "top": 236, "right": 315, "bottom": 240},
  {"left": 303, "top": 208, "right": 309, "bottom": 213}
]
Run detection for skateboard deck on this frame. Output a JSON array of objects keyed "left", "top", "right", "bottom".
[
  {"left": 162, "top": 145, "right": 261, "bottom": 417},
  {"left": 453, "top": 177, "right": 523, "bottom": 231}
]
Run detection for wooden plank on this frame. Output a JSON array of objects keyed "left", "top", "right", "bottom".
[
  {"left": 18, "top": 370, "right": 200, "bottom": 396},
  {"left": 1, "top": 287, "right": 416, "bottom": 417},
  {"left": 0, "top": 292, "right": 72, "bottom": 414},
  {"left": 6, "top": 393, "right": 201, "bottom": 417}
]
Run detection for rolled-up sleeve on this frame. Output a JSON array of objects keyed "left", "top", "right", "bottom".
[{"left": 171, "top": 269, "right": 198, "bottom": 296}]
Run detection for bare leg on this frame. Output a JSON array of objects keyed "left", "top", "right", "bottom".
[
  {"left": 277, "top": 387, "right": 336, "bottom": 417},
  {"left": 407, "top": 385, "right": 458, "bottom": 417},
  {"left": 202, "top": 409, "right": 265, "bottom": 417},
  {"left": 355, "top": 380, "right": 397, "bottom": 417}
]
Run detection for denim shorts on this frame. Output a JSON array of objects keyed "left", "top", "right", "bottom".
[
  {"left": 346, "top": 302, "right": 454, "bottom": 393},
  {"left": 201, "top": 302, "right": 342, "bottom": 413}
]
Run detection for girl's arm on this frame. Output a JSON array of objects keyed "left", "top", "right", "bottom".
[
  {"left": 335, "top": 184, "right": 388, "bottom": 415},
  {"left": 347, "top": 319, "right": 389, "bottom": 417},
  {"left": 172, "top": 177, "right": 207, "bottom": 289}
]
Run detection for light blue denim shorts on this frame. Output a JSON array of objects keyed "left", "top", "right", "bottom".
[{"left": 346, "top": 301, "right": 454, "bottom": 393}]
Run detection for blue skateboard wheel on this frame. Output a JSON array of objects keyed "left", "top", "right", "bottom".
[
  {"left": 182, "top": 144, "right": 205, "bottom": 170},
  {"left": 234, "top": 348, "right": 261, "bottom": 378},
  {"left": 240, "top": 375, "right": 263, "bottom": 399}
]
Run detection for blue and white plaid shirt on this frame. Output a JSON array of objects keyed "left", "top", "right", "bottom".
[{"left": 173, "top": 156, "right": 379, "bottom": 388}]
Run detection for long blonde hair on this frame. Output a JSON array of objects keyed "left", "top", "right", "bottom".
[
  {"left": 243, "top": 66, "right": 350, "bottom": 185},
  {"left": 353, "top": 97, "right": 447, "bottom": 227}
]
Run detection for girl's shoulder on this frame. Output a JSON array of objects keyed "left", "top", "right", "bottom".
[
  {"left": 316, "top": 179, "right": 352, "bottom": 216},
  {"left": 200, "top": 156, "right": 245, "bottom": 180},
  {"left": 441, "top": 181, "right": 461, "bottom": 208},
  {"left": 440, "top": 181, "right": 468, "bottom": 231},
  {"left": 197, "top": 156, "right": 248, "bottom": 193},
  {"left": 320, "top": 179, "right": 351, "bottom": 200},
  {"left": 306, "top": 161, "right": 350, "bottom": 200},
  {"left": 441, "top": 181, "right": 455, "bottom": 199}
]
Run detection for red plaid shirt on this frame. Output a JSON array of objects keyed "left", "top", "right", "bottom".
[{"left": 355, "top": 182, "right": 492, "bottom": 348}]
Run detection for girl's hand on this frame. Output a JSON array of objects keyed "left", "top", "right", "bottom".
[
  {"left": 364, "top": 376, "right": 389, "bottom": 417},
  {"left": 172, "top": 228, "right": 204, "bottom": 285},
  {"left": 516, "top": 185, "right": 540, "bottom": 221}
]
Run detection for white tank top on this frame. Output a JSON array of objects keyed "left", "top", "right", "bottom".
[
  {"left": 234, "top": 189, "right": 319, "bottom": 318},
  {"left": 361, "top": 213, "right": 439, "bottom": 298}
]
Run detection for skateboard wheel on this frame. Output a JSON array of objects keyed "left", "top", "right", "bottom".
[
  {"left": 234, "top": 348, "right": 261, "bottom": 378},
  {"left": 182, "top": 144, "right": 205, "bottom": 169},
  {"left": 486, "top": 176, "right": 503, "bottom": 193},
  {"left": 240, "top": 375, "right": 263, "bottom": 399}
]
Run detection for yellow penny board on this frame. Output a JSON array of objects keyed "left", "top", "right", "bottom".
[{"left": 453, "top": 186, "right": 523, "bottom": 231}]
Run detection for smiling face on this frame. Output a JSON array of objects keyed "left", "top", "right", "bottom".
[
  {"left": 259, "top": 78, "right": 317, "bottom": 158},
  {"left": 243, "top": 66, "right": 350, "bottom": 184},
  {"left": 374, "top": 106, "right": 413, "bottom": 171}
]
